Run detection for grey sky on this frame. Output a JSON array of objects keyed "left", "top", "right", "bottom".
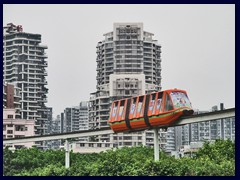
[{"left": 3, "top": 4, "right": 235, "bottom": 117}]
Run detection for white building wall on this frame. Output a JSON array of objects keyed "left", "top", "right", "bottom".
[{"left": 3, "top": 109, "right": 35, "bottom": 148}]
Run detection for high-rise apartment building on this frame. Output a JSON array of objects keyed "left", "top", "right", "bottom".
[
  {"left": 47, "top": 115, "right": 61, "bottom": 149},
  {"left": 59, "top": 102, "right": 89, "bottom": 144},
  {"left": 44, "top": 107, "right": 53, "bottom": 135},
  {"left": 62, "top": 107, "right": 80, "bottom": 133},
  {"left": 89, "top": 23, "right": 162, "bottom": 147},
  {"left": 3, "top": 23, "right": 48, "bottom": 145},
  {"left": 180, "top": 117, "right": 235, "bottom": 145},
  {"left": 43, "top": 107, "right": 53, "bottom": 149},
  {"left": 61, "top": 101, "right": 89, "bottom": 133},
  {"left": 79, "top": 101, "right": 89, "bottom": 142},
  {"left": 79, "top": 101, "right": 89, "bottom": 131}
]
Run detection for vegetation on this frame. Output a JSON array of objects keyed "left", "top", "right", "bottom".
[{"left": 3, "top": 139, "right": 235, "bottom": 176}]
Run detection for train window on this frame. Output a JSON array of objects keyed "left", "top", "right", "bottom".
[
  {"left": 149, "top": 93, "right": 156, "bottom": 111},
  {"left": 165, "top": 94, "right": 173, "bottom": 111},
  {"left": 170, "top": 91, "right": 191, "bottom": 108},
  {"left": 137, "top": 96, "right": 145, "bottom": 116},
  {"left": 155, "top": 92, "right": 163, "bottom": 113},
  {"left": 137, "top": 96, "right": 143, "bottom": 113},
  {"left": 118, "top": 100, "right": 125, "bottom": 119},
  {"left": 130, "top": 97, "right": 137, "bottom": 116},
  {"left": 111, "top": 102, "right": 118, "bottom": 119}
]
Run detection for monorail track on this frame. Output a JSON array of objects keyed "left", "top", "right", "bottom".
[{"left": 3, "top": 108, "right": 235, "bottom": 145}]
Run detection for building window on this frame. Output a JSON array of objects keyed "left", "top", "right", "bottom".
[
  {"left": 7, "top": 124, "right": 13, "bottom": 127},
  {"left": 3, "top": 125, "right": 6, "bottom": 131},
  {"left": 124, "top": 142, "right": 132, "bottom": 146},
  {"left": 15, "top": 145, "right": 24, "bottom": 149},
  {"left": 7, "top": 130, "right": 13, "bottom": 134},
  {"left": 7, "top": 115, "right": 13, "bottom": 119},
  {"left": 15, "top": 135, "right": 24, "bottom": 138},
  {"left": 89, "top": 143, "right": 94, "bottom": 147},
  {"left": 15, "top": 125, "right": 25, "bottom": 131}
]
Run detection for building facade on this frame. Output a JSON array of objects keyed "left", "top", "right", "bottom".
[
  {"left": 54, "top": 102, "right": 89, "bottom": 147},
  {"left": 3, "top": 23, "right": 48, "bottom": 147},
  {"left": 166, "top": 107, "right": 235, "bottom": 152},
  {"left": 60, "top": 101, "right": 89, "bottom": 133},
  {"left": 89, "top": 23, "right": 163, "bottom": 147},
  {"left": 3, "top": 108, "right": 35, "bottom": 149},
  {"left": 179, "top": 117, "right": 235, "bottom": 146},
  {"left": 45, "top": 115, "right": 62, "bottom": 149},
  {"left": 79, "top": 101, "right": 89, "bottom": 131},
  {"left": 44, "top": 107, "right": 53, "bottom": 135},
  {"left": 62, "top": 107, "right": 80, "bottom": 133},
  {"left": 79, "top": 101, "right": 89, "bottom": 142},
  {"left": 3, "top": 81, "right": 21, "bottom": 118},
  {"left": 43, "top": 107, "right": 53, "bottom": 149}
]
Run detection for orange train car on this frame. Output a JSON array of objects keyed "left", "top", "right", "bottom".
[{"left": 107, "top": 89, "right": 194, "bottom": 133}]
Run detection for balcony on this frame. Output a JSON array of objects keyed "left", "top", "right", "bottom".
[
  {"left": 39, "top": 45, "right": 48, "bottom": 49},
  {"left": 37, "top": 117, "right": 47, "bottom": 121},
  {"left": 38, "top": 98, "right": 47, "bottom": 103},
  {"left": 39, "top": 80, "right": 47, "bottom": 85}
]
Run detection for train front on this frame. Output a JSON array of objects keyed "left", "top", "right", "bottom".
[{"left": 168, "top": 90, "right": 194, "bottom": 116}]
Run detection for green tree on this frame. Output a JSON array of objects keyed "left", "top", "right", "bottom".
[{"left": 3, "top": 140, "right": 235, "bottom": 176}]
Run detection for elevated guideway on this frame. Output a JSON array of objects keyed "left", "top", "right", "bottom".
[
  {"left": 3, "top": 108, "right": 235, "bottom": 167},
  {"left": 170, "top": 107, "right": 235, "bottom": 127},
  {"left": 3, "top": 108, "right": 235, "bottom": 145}
]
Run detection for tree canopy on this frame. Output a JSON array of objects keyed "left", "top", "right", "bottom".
[{"left": 3, "top": 139, "right": 235, "bottom": 176}]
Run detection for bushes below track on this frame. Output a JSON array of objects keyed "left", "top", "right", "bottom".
[{"left": 3, "top": 139, "right": 235, "bottom": 176}]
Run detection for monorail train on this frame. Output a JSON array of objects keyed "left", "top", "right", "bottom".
[{"left": 107, "top": 89, "right": 194, "bottom": 133}]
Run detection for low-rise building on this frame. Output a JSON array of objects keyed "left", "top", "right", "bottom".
[{"left": 3, "top": 108, "right": 35, "bottom": 149}]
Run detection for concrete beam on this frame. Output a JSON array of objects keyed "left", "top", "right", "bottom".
[
  {"left": 3, "top": 108, "right": 235, "bottom": 145},
  {"left": 3, "top": 128, "right": 113, "bottom": 145},
  {"left": 170, "top": 108, "right": 235, "bottom": 127}
]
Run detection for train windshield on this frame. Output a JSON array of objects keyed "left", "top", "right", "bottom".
[{"left": 170, "top": 91, "right": 191, "bottom": 108}]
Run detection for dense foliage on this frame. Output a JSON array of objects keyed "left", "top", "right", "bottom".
[{"left": 3, "top": 139, "right": 235, "bottom": 176}]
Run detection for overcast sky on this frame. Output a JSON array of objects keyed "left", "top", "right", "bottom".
[{"left": 3, "top": 4, "right": 235, "bottom": 117}]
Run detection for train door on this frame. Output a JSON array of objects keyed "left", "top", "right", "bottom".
[
  {"left": 154, "top": 92, "right": 163, "bottom": 115},
  {"left": 129, "top": 97, "right": 138, "bottom": 119},
  {"left": 109, "top": 101, "right": 120, "bottom": 122},
  {"left": 148, "top": 92, "right": 157, "bottom": 116},
  {"left": 117, "top": 99, "right": 127, "bottom": 121},
  {"left": 164, "top": 92, "right": 174, "bottom": 112},
  {"left": 135, "top": 95, "right": 146, "bottom": 118}
]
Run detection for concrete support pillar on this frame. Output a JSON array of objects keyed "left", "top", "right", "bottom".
[
  {"left": 154, "top": 128, "right": 159, "bottom": 161},
  {"left": 65, "top": 139, "right": 70, "bottom": 168}
]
